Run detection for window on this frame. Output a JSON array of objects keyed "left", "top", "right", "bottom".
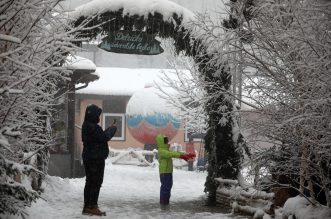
[{"left": 103, "top": 113, "right": 125, "bottom": 141}]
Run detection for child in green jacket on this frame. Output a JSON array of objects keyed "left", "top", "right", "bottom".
[{"left": 156, "top": 134, "right": 195, "bottom": 207}]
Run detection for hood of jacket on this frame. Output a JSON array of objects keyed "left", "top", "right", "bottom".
[
  {"left": 84, "top": 104, "right": 102, "bottom": 124},
  {"left": 156, "top": 134, "right": 168, "bottom": 150}
]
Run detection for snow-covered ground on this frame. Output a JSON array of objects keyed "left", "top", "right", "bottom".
[{"left": 2, "top": 160, "right": 248, "bottom": 219}]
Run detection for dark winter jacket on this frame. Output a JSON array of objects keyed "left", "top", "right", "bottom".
[{"left": 82, "top": 104, "right": 117, "bottom": 161}]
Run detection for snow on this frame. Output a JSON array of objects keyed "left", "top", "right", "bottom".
[
  {"left": 76, "top": 67, "right": 185, "bottom": 96},
  {"left": 0, "top": 88, "right": 24, "bottom": 95},
  {"left": 283, "top": 196, "right": 331, "bottom": 219},
  {"left": 215, "top": 177, "right": 239, "bottom": 186},
  {"left": 232, "top": 202, "right": 265, "bottom": 219},
  {"left": 70, "top": 0, "right": 195, "bottom": 25},
  {"left": 0, "top": 138, "right": 10, "bottom": 151},
  {"left": 65, "top": 55, "right": 97, "bottom": 70},
  {"left": 1, "top": 161, "right": 245, "bottom": 219},
  {"left": 0, "top": 34, "right": 21, "bottom": 44},
  {"left": 232, "top": 118, "right": 240, "bottom": 144},
  {"left": 126, "top": 86, "right": 178, "bottom": 115},
  {"left": 242, "top": 189, "right": 274, "bottom": 200}
]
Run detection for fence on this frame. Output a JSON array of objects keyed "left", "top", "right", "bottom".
[{"left": 215, "top": 177, "right": 275, "bottom": 219}]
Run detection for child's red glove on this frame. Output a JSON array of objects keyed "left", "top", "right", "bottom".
[
  {"left": 186, "top": 153, "right": 195, "bottom": 161},
  {"left": 179, "top": 154, "right": 190, "bottom": 161},
  {"left": 187, "top": 153, "right": 196, "bottom": 160}
]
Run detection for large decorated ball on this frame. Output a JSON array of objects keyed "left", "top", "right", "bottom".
[{"left": 126, "top": 86, "right": 180, "bottom": 144}]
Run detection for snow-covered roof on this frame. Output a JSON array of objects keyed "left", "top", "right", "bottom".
[
  {"left": 76, "top": 67, "right": 182, "bottom": 96},
  {"left": 65, "top": 55, "right": 96, "bottom": 71},
  {"left": 70, "top": 0, "right": 195, "bottom": 24}
]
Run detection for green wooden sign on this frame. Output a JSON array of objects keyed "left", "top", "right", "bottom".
[{"left": 98, "top": 31, "right": 164, "bottom": 55}]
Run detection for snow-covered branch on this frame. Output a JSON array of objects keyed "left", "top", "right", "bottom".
[{"left": 0, "top": 34, "right": 21, "bottom": 43}]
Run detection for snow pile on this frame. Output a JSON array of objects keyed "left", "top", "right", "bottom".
[
  {"left": 70, "top": 0, "right": 195, "bottom": 25},
  {"left": 64, "top": 55, "right": 96, "bottom": 70},
  {"left": 232, "top": 202, "right": 265, "bottom": 219},
  {"left": 1, "top": 175, "right": 84, "bottom": 219},
  {"left": 282, "top": 196, "right": 331, "bottom": 219}
]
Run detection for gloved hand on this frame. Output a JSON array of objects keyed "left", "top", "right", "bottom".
[
  {"left": 187, "top": 153, "right": 196, "bottom": 160},
  {"left": 105, "top": 126, "right": 117, "bottom": 140},
  {"left": 179, "top": 153, "right": 195, "bottom": 161},
  {"left": 179, "top": 154, "right": 190, "bottom": 161}
]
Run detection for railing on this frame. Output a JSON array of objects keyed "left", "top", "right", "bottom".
[
  {"left": 109, "top": 147, "right": 191, "bottom": 169},
  {"left": 109, "top": 148, "right": 158, "bottom": 166}
]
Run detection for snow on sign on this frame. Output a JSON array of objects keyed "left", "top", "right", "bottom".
[{"left": 98, "top": 30, "right": 164, "bottom": 55}]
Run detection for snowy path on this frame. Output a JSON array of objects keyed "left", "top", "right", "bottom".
[{"left": 4, "top": 160, "right": 248, "bottom": 219}]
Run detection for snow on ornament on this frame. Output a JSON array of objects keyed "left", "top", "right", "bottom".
[{"left": 126, "top": 85, "right": 180, "bottom": 144}]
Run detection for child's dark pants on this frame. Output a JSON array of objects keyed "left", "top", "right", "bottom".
[{"left": 160, "top": 173, "right": 173, "bottom": 205}]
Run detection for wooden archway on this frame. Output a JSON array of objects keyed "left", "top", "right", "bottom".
[{"left": 70, "top": 0, "right": 202, "bottom": 57}]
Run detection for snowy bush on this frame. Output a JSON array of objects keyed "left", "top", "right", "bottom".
[
  {"left": 282, "top": 196, "right": 331, "bottom": 219},
  {"left": 0, "top": 0, "right": 91, "bottom": 216},
  {"left": 219, "top": 0, "right": 331, "bottom": 207}
]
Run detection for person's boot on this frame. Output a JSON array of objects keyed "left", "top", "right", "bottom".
[
  {"left": 82, "top": 207, "right": 106, "bottom": 216},
  {"left": 82, "top": 207, "right": 91, "bottom": 215}
]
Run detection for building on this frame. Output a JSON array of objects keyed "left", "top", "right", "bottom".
[
  {"left": 73, "top": 67, "right": 205, "bottom": 173},
  {"left": 48, "top": 56, "right": 99, "bottom": 178}
]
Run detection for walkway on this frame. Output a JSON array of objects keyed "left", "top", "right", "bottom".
[{"left": 4, "top": 161, "right": 249, "bottom": 219}]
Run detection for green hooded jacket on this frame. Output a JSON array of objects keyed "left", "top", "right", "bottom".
[{"left": 156, "top": 134, "right": 184, "bottom": 174}]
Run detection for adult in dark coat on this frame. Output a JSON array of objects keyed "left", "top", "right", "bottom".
[{"left": 81, "top": 104, "right": 117, "bottom": 216}]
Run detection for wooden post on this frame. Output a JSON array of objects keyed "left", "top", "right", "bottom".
[{"left": 67, "top": 81, "right": 75, "bottom": 178}]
